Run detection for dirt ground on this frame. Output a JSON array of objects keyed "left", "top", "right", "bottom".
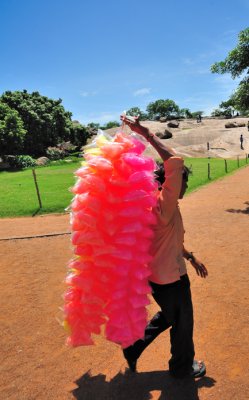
[{"left": 0, "top": 166, "right": 249, "bottom": 400}]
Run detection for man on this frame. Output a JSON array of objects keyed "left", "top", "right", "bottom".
[
  {"left": 240, "top": 134, "right": 244, "bottom": 150},
  {"left": 121, "top": 115, "right": 208, "bottom": 379}
]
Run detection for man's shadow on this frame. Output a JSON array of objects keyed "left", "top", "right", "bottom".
[
  {"left": 226, "top": 201, "right": 249, "bottom": 215},
  {"left": 72, "top": 370, "right": 216, "bottom": 400}
]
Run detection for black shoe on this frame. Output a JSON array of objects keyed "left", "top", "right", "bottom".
[
  {"left": 190, "top": 360, "right": 206, "bottom": 378},
  {"left": 123, "top": 349, "right": 137, "bottom": 372},
  {"left": 170, "top": 360, "right": 206, "bottom": 379}
]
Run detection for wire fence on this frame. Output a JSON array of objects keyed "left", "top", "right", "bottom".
[
  {"left": 180, "top": 153, "right": 248, "bottom": 194},
  {"left": 0, "top": 154, "right": 248, "bottom": 218}
]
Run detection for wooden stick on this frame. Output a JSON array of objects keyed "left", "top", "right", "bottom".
[
  {"left": 32, "top": 169, "right": 42, "bottom": 209},
  {"left": 208, "top": 162, "right": 211, "bottom": 180}
]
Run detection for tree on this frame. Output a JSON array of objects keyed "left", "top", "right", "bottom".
[
  {"left": 211, "top": 28, "right": 249, "bottom": 114},
  {"left": 102, "top": 121, "right": 120, "bottom": 130},
  {"left": 190, "top": 111, "right": 204, "bottom": 119},
  {"left": 146, "top": 99, "right": 180, "bottom": 120},
  {"left": 231, "top": 79, "right": 249, "bottom": 114},
  {"left": 70, "top": 121, "right": 90, "bottom": 149},
  {"left": 126, "top": 107, "right": 148, "bottom": 120},
  {"left": 211, "top": 108, "right": 232, "bottom": 118},
  {"left": 87, "top": 122, "right": 100, "bottom": 130},
  {"left": 0, "top": 102, "right": 26, "bottom": 155},
  {"left": 179, "top": 108, "right": 193, "bottom": 118},
  {"left": 211, "top": 109, "right": 224, "bottom": 117},
  {"left": 0, "top": 90, "right": 75, "bottom": 156}
]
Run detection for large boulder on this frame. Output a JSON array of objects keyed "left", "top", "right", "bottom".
[
  {"left": 167, "top": 121, "right": 179, "bottom": 128},
  {"left": 156, "top": 129, "right": 173, "bottom": 139},
  {"left": 159, "top": 117, "right": 167, "bottom": 123},
  {"left": 236, "top": 122, "right": 246, "bottom": 127},
  {"left": 36, "top": 157, "right": 50, "bottom": 166},
  {"left": 225, "top": 122, "right": 246, "bottom": 128}
]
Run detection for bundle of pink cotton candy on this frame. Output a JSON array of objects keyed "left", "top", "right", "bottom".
[{"left": 63, "top": 131, "right": 157, "bottom": 348}]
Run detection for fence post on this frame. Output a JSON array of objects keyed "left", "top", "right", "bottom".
[
  {"left": 208, "top": 161, "right": 211, "bottom": 180},
  {"left": 32, "top": 169, "right": 42, "bottom": 209},
  {"left": 224, "top": 159, "right": 228, "bottom": 173},
  {"left": 246, "top": 154, "right": 248, "bottom": 164}
]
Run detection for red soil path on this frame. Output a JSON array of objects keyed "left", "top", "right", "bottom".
[{"left": 1, "top": 166, "right": 249, "bottom": 400}]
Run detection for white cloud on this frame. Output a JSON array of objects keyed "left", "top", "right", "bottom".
[
  {"left": 133, "top": 88, "right": 151, "bottom": 96},
  {"left": 79, "top": 90, "right": 98, "bottom": 97},
  {"left": 182, "top": 58, "right": 195, "bottom": 66}
]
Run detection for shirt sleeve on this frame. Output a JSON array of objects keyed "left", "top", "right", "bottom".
[{"left": 157, "top": 157, "right": 184, "bottom": 223}]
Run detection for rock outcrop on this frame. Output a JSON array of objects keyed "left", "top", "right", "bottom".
[{"left": 167, "top": 121, "right": 179, "bottom": 128}]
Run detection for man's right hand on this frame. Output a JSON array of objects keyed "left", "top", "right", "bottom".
[
  {"left": 120, "top": 115, "right": 149, "bottom": 138},
  {"left": 120, "top": 114, "right": 175, "bottom": 161}
]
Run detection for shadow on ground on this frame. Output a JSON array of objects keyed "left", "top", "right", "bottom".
[
  {"left": 72, "top": 370, "right": 216, "bottom": 400},
  {"left": 226, "top": 201, "right": 249, "bottom": 215}
]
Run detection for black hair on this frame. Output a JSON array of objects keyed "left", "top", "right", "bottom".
[
  {"left": 154, "top": 162, "right": 165, "bottom": 186},
  {"left": 154, "top": 162, "right": 191, "bottom": 187}
]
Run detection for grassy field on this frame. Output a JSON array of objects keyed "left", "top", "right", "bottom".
[
  {"left": 184, "top": 157, "right": 248, "bottom": 192},
  {"left": 0, "top": 162, "right": 80, "bottom": 217},
  {"left": 0, "top": 157, "right": 248, "bottom": 218}
]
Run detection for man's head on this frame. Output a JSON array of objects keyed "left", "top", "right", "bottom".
[{"left": 154, "top": 162, "right": 190, "bottom": 199}]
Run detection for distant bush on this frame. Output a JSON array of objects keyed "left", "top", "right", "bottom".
[
  {"left": 5, "top": 155, "right": 36, "bottom": 169},
  {"left": 46, "top": 146, "right": 65, "bottom": 160},
  {"left": 126, "top": 107, "right": 148, "bottom": 120},
  {"left": 102, "top": 121, "right": 120, "bottom": 130}
]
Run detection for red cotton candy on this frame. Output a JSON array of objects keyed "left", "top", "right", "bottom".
[{"left": 63, "top": 130, "right": 157, "bottom": 348}]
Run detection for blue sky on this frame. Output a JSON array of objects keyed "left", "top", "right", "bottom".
[{"left": 1, "top": 0, "right": 249, "bottom": 125}]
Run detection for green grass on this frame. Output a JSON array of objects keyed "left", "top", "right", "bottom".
[
  {"left": 0, "top": 157, "right": 248, "bottom": 218},
  {"left": 0, "top": 162, "right": 81, "bottom": 217},
  {"left": 184, "top": 157, "right": 248, "bottom": 194}
]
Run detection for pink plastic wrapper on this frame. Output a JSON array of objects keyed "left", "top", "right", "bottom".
[{"left": 63, "top": 130, "right": 157, "bottom": 348}]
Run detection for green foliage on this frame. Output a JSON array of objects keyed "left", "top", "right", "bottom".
[
  {"left": 85, "top": 122, "right": 100, "bottom": 137},
  {"left": 70, "top": 121, "right": 89, "bottom": 149},
  {"left": 232, "top": 78, "right": 249, "bottom": 114},
  {"left": 191, "top": 111, "right": 204, "bottom": 118},
  {"left": 219, "top": 99, "right": 235, "bottom": 109},
  {"left": 211, "top": 99, "right": 235, "bottom": 117},
  {"left": 4, "top": 155, "right": 36, "bottom": 169},
  {"left": 87, "top": 122, "right": 100, "bottom": 130},
  {"left": 179, "top": 108, "right": 193, "bottom": 118},
  {"left": 126, "top": 107, "right": 148, "bottom": 120},
  {"left": 0, "top": 102, "right": 27, "bottom": 155},
  {"left": 102, "top": 121, "right": 120, "bottom": 130},
  {"left": 211, "top": 109, "right": 225, "bottom": 117},
  {"left": 0, "top": 90, "right": 71, "bottom": 156},
  {"left": 211, "top": 28, "right": 249, "bottom": 113},
  {"left": 211, "top": 28, "right": 249, "bottom": 78},
  {"left": 0, "top": 90, "right": 89, "bottom": 157},
  {"left": 146, "top": 99, "right": 180, "bottom": 120}
]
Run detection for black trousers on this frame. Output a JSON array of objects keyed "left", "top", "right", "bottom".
[{"left": 127, "top": 274, "right": 195, "bottom": 377}]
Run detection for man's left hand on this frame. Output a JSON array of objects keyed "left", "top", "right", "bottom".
[{"left": 190, "top": 258, "right": 208, "bottom": 278}]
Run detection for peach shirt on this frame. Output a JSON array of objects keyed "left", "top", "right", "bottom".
[{"left": 149, "top": 157, "right": 187, "bottom": 284}]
